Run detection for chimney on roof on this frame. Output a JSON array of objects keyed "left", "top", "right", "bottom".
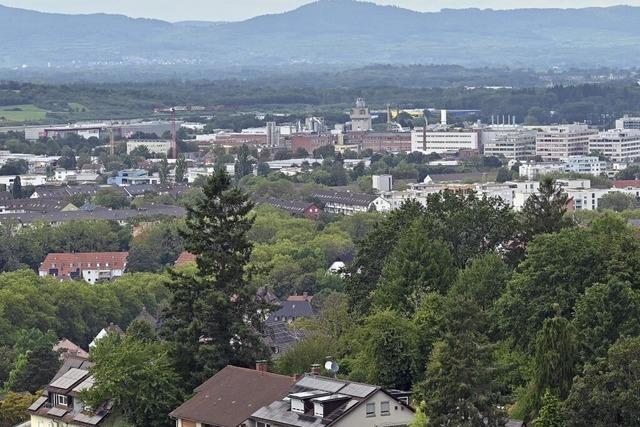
[
  {"left": 256, "top": 360, "right": 268, "bottom": 373},
  {"left": 311, "top": 364, "right": 321, "bottom": 375}
]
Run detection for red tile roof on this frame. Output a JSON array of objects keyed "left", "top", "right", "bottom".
[
  {"left": 170, "top": 365, "right": 294, "bottom": 427},
  {"left": 175, "top": 251, "right": 197, "bottom": 267},
  {"left": 612, "top": 180, "right": 640, "bottom": 189},
  {"left": 39, "top": 252, "right": 128, "bottom": 279}
]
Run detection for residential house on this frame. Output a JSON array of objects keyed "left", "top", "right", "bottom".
[
  {"left": 264, "top": 297, "right": 315, "bottom": 356},
  {"left": 170, "top": 364, "right": 294, "bottom": 427},
  {"left": 89, "top": 323, "right": 125, "bottom": 348},
  {"left": 27, "top": 357, "right": 119, "bottom": 427},
  {"left": 254, "top": 196, "right": 322, "bottom": 220},
  {"left": 0, "top": 204, "right": 185, "bottom": 227},
  {"left": 53, "top": 339, "right": 90, "bottom": 360},
  {"left": 266, "top": 299, "right": 314, "bottom": 324},
  {"left": 310, "top": 190, "right": 379, "bottom": 215},
  {"left": 247, "top": 374, "right": 415, "bottom": 427},
  {"left": 39, "top": 252, "right": 128, "bottom": 284}
]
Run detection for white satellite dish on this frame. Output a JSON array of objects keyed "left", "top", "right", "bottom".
[{"left": 324, "top": 360, "right": 340, "bottom": 375}]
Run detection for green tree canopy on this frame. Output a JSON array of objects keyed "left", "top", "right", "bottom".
[
  {"left": 373, "top": 220, "right": 456, "bottom": 315},
  {"left": 564, "top": 336, "right": 640, "bottom": 427}
]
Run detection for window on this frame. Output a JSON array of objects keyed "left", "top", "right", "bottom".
[
  {"left": 381, "top": 401, "right": 390, "bottom": 415},
  {"left": 365, "top": 402, "right": 375, "bottom": 417},
  {"left": 55, "top": 394, "right": 68, "bottom": 407},
  {"left": 257, "top": 423, "right": 271, "bottom": 427}
]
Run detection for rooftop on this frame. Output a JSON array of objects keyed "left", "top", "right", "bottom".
[{"left": 170, "top": 365, "right": 294, "bottom": 427}]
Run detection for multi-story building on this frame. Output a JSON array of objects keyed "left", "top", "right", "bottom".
[
  {"left": 372, "top": 174, "right": 393, "bottom": 192},
  {"left": 350, "top": 98, "right": 373, "bottom": 132},
  {"left": 266, "top": 121, "right": 281, "bottom": 147},
  {"left": 563, "top": 155, "right": 607, "bottom": 175},
  {"left": 411, "top": 127, "right": 480, "bottom": 155},
  {"left": 615, "top": 115, "right": 640, "bottom": 130},
  {"left": 346, "top": 131, "right": 411, "bottom": 153},
  {"left": 108, "top": 169, "right": 160, "bottom": 186},
  {"left": 588, "top": 129, "right": 640, "bottom": 163},
  {"left": 126, "top": 139, "right": 172, "bottom": 155},
  {"left": 311, "top": 190, "right": 383, "bottom": 215},
  {"left": 534, "top": 124, "right": 596, "bottom": 161},
  {"left": 39, "top": 252, "right": 128, "bottom": 284},
  {"left": 482, "top": 126, "right": 537, "bottom": 160},
  {"left": 291, "top": 133, "right": 334, "bottom": 154},
  {"left": 518, "top": 162, "right": 565, "bottom": 180}
]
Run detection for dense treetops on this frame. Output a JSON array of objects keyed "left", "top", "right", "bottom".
[{"left": 1, "top": 172, "right": 640, "bottom": 426}]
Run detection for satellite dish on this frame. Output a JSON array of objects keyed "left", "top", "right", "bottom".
[{"left": 324, "top": 360, "right": 340, "bottom": 375}]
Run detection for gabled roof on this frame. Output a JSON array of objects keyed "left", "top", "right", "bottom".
[
  {"left": 253, "top": 196, "right": 318, "bottom": 215},
  {"left": 39, "top": 252, "right": 128, "bottom": 278},
  {"left": 310, "top": 190, "right": 377, "bottom": 207},
  {"left": 175, "top": 251, "right": 197, "bottom": 267},
  {"left": 612, "top": 179, "right": 640, "bottom": 189},
  {"left": 266, "top": 300, "right": 314, "bottom": 323},
  {"left": 170, "top": 365, "right": 294, "bottom": 427},
  {"left": 53, "top": 338, "right": 90, "bottom": 360}
]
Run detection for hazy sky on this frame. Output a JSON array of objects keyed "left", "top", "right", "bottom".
[{"left": 2, "top": 0, "right": 639, "bottom": 21}]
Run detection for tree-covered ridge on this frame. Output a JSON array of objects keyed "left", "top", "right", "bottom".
[{"left": 3, "top": 79, "right": 640, "bottom": 127}]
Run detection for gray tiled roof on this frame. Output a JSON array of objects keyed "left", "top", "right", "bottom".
[
  {"left": 311, "top": 190, "right": 377, "bottom": 206},
  {"left": 0, "top": 204, "right": 185, "bottom": 224}
]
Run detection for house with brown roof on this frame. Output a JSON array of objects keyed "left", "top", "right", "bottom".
[
  {"left": 170, "top": 364, "right": 294, "bottom": 427},
  {"left": 53, "top": 339, "right": 90, "bottom": 360},
  {"left": 39, "top": 252, "right": 128, "bottom": 284},
  {"left": 27, "top": 357, "right": 120, "bottom": 427}
]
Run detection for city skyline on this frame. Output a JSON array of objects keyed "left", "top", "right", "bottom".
[{"left": 2, "top": 0, "right": 640, "bottom": 22}]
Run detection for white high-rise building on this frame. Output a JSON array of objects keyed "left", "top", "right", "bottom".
[
  {"left": 411, "top": 127, "right": 479, "bottom": 154},
  {"left": 266, "top": 121, "right": 281, "bottom": 147},
  {"left": 588, "top": 129, "right": 640, "bottom": 163},
  {"left": 482, "top": 126, "right": 537, "bottom": 160},
  {"left": 535, "top": 124, "right": 596, "bottom": 161}
]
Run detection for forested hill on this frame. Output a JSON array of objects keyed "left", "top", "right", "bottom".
[{"left": 2, "top": 1, "right": 640, "bottom": 69}]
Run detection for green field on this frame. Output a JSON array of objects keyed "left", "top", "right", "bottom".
[{"left": 0, "top": 104, "right": 50, "bottom": 122}]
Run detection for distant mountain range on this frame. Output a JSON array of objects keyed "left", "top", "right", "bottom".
[{"left": 2, "top": 0, "right": 640, "bottom": 69}]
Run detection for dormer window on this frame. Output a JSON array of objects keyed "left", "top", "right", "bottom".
[
  {"left": 291, "top": 398, "right": 305, "bottom": 414},
  {"left": 56, "top": 394, "right": 69, "bottom": 407}
]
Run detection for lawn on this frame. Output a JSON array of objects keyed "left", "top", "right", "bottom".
[{"left": 0, "top": 104, "right": 50, "bottom": 122}]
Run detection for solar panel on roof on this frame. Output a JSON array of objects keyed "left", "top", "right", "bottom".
[
  {"left": 49, "top": 368, "right": 88, "bottom": 389},
  {"left": 28, "top": 396, "right": 47, "bottom": 411},
  {"left": 47, "top": 407, "right": 68, "bottom": 417},
  {"left": 296, "top": 376, "right": 345, "bottom": 392},
  {"left": 340, "top": 382, "right": 377, "bottom": 398}
]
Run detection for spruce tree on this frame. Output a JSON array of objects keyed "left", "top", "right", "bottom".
[
  {"left": 161, "top": 169, "right": 269, "bottom": 387},
  {"left": 11, "top": 176, "right": 21, "bottom": 199},
  {"left": 521, "top": 176, "right": 573, "bottom": 240}
]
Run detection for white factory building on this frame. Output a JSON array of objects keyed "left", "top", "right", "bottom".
[
  {"left": 126, "top": 140, "right": 172, "bottom": 155},
  {"left": 410, "top": 127, "right": 480, "bottom": 155}
]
